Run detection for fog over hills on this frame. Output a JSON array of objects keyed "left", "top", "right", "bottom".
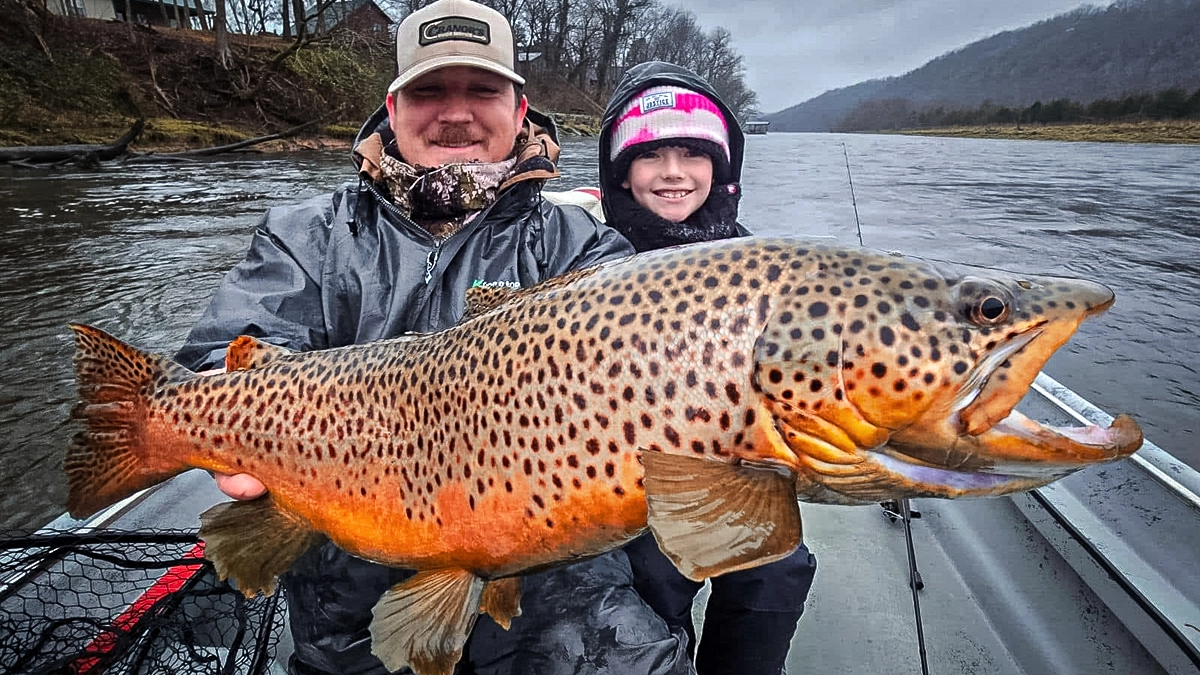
[{"left": 765, "top": 0, "right": 1200, "bottom": 131}]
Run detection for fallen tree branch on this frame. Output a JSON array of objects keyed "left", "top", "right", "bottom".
[
  {"left": 126, "top": 118, "right": 325, "bottom": 160},
  {"left": 0, "top": 119, "right": 145, "bottom": 165},
  {"left": 148, "top": 56, "right": 179, "bottom": 118}
]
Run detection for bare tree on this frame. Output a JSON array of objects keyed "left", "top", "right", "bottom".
[
  {"left": 376, "top": 0, "right": 432, "bottom": 17},
  {"left": 357, "top": 0, "right": 761, "bottom": 121},
  {"left": 636, "top": 6, "right": 704, "bottom": 70},
  {"left": 564, "top": 0, "right": 603, "bottom": 90},
  {"left": 214, "top": 0, "right": 230, "bottom": 67},
  {"left": 592, "top": 0, "right": 651, "bottom": 96}
]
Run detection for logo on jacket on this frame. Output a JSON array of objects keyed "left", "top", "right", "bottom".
[{"left": 471, "top": 279, "right": 521, "bottom": 289}]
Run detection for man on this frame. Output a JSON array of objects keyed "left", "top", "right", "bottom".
[{"left": 176, "top": 1, "right": 692, "bottom": 673}]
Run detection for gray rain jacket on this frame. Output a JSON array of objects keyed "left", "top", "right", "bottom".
[{"left": 176, "top": 106, "right": 692, "bottom": 675}]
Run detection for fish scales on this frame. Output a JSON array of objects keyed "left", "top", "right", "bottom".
[{"left": 65, "top": 237, "right": 1142, "bottom": 675}]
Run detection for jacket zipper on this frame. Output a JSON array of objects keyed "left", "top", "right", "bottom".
[{"left": 424, "top": 246, "right": 440, "bottom": 284}]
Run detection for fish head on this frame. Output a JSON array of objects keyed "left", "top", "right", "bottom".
[{"left": 752, "top": 244, "right": 1142, "bottom": 502}]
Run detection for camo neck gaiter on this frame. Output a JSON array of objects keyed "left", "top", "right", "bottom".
[{"left": 379, "top": 152, "right": 517, "bottom": 240}]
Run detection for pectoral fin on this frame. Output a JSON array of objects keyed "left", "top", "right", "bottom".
[
  {"left": 641, "top": 451, "right": 802, "bottom": 581},
  {"left": 370, "top": 568, "right": 486, "bottom": 675},
  {"left": 199, "top": 497, "right": 322, "bottom": 597}
]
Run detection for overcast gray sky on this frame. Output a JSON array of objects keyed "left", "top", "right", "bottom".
[{"left": 675, "top": 0, "right": 1097, "bottom": 113}]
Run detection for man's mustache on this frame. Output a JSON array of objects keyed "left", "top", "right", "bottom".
[{"left": 431, "top": 126, "right": 482, "bottom": 146}]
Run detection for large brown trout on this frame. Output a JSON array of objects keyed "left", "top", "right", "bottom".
[{"left": 66, "top": 237, "right": 1142, "bottom": 675}]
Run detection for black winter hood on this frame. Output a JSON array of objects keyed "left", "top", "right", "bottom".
[{"left": 598, "top": 61, "right": 748, "bottom": 252}]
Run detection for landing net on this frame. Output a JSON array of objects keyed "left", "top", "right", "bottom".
[{"left": 0, "top": 529, "right": 283, "bottom": 675}]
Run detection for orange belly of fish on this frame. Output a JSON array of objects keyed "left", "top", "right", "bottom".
[{"left": 250, "top": 449, "right": 649, "bottom": 578}]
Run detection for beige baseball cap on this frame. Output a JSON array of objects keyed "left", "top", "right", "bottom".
[{"left": 389, "top": 0, "right": 525, "bottom": 95}]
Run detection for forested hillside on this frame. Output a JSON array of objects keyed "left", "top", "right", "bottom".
[{"left": 767, "top": 0, "right": 1200, "bottom": 132}]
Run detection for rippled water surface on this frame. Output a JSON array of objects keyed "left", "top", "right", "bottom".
[{"left": 1, "top": 135, "right": 1196, "bottom": 529}]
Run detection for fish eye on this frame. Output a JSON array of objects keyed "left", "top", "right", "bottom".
[{"left": 972, "top": 296, "right": 1009, "bottom": 324}]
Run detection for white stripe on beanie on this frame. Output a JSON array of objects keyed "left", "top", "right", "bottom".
[{"left": 609, "top": 85, "right": 730, "bottom": 162}]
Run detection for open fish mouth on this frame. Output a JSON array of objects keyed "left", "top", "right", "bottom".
[
  {"left": 803, "top": 406, "right": 1143, "bottom": 504},
  {"left": 849, "top": 288, "right": 1142, "bottom": 497}
]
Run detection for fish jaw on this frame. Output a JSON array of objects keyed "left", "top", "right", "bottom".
[
  {"left": 786, "top": 409, "right": 1142, "bottom": 505},
  {"left": 868, "top": 409, "right": 1142, "bottom": 496},
  {"left": 951, "top": 275, "right": 1116, "bottom": 438},
  {"left": 883, "top": 272, "right": 1141, "bottom": 474},
  {"left": 749, "top": 251, "right": 1143, "bottom": 503}
]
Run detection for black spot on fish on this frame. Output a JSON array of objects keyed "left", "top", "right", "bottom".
[{"left": 664, "top": 426, "right": 681, "bottom": 448}]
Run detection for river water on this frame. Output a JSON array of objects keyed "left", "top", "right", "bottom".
[{"left": 1, "top": 134, "right": 1196, "bottom": 530}]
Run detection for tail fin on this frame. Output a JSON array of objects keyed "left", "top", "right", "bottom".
[{"left": 66, "top": 324, "right": 193, "bottom": 519}]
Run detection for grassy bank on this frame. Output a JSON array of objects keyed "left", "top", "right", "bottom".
[
  {"left": 893, "top": 119, "right": 1200, "bottom": 144},
  {"left": 0, "top": 4, "right": 600, "bottom": 153}
]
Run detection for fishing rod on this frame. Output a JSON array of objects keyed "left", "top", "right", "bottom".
[
  {"left": 841, "top": 142, "right": 930, "bottom": 675},
  {"left": 842, "top": 143, "right": 863, "bottom": 247}
]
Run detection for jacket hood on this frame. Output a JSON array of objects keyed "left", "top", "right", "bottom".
[{"left": 598, "top": 61, "right": 745, "bottom": 224}]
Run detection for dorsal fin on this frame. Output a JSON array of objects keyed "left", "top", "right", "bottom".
[
  {"left": 463, "top": 286, "right": 522, "bottom": 321},
  {"left": 225, "top": 336, "right": 292, "bottom": 372}
]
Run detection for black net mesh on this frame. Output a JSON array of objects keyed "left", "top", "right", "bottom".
[{"left": 0, "top": 529, "right": 284, "bottom": 675}]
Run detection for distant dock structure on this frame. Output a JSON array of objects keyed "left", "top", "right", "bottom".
[{"left": 744, "top": 120, "right": 770, "bottom": 135}]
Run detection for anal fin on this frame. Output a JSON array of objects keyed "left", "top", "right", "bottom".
[
  {"left": 642, "top": 451, "right": 802, "bottom": 581},
  {"left": 199, "top": 497, "right": 321, "bottom": 597},
  {"left": 370, "top": 568, "right": 486, "bottom": 675},
  {"left": 480, "top": 577, "right": 522, "bottom": 629}
]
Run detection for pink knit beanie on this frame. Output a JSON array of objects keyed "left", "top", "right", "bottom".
[{"left": 608, "top": 85, "right": 730, "bottom": 162}]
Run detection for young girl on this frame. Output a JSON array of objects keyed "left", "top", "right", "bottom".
[{"left": 599, "top": 61, "right": 819, "bottom": 675}]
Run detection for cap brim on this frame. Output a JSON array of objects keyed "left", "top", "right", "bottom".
[{"left": 388, "top": 55, "right": 525, "bottom": 94}]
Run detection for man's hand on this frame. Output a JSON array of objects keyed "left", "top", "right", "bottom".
[
  {"left": 198, "top": 368, "right": 268, "bottom": 501},
  {"left": 214, "top": 472, "right": 268, "bottom": 500}
]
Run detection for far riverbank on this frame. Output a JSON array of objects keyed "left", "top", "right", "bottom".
[{"left": 891, "top": 119, "right": 1200, "bottom": 144}]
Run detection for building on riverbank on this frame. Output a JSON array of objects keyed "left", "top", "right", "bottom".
[{"left": 44, "top": 0, "right": 212, "bottom": 27}]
